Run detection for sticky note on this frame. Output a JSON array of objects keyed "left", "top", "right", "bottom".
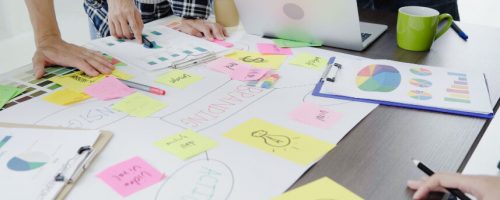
[
  {"left": 112, "top": 93, "right": 167, "bottom": 117},
  {"left": 289, "top": 53, "right": 328, "bottom": 70},
  {"left": 154, "top": 129, "right": 217, "bottom": 160},
  {"left": 225, "top": 51, "right": 287, "bottom": 70},
  {"left": 49, "top": 70, "right": 132, "bottom": 92},
  {"left": 273, "top": 39, "right": 322, "bottom": 48},
  {"left": 206, "top": 57, "right": 251, "bottom": 75},
  {"left": 289, "top": 103, "right": 341, "bottom": 129},
  {"left": 84, "top": 76, "right": 134, "bottom": 100},
  {"left": 272, "top": 177, "right": 363, "bottom": 200},
  {"left": 49, "top": 71, "right": 104, "bottom": 92},
  {"left": 97, "top": 156, "right": 165, "bottom": 197},
  {"left": 256, "top": 43, "right": 292, "bottom": 55},
  {"left": 230, "top": 67, "right": 270, "bottom": 81},
  {"left": 43, "top": 88, "right": 90, "bottom": 105},
  {"left": 155, "top": 69, "right": 203, "bottom": 89},
  {"left": 224, "top": 118, "right": 334, "bottom": 165},
  {"left": 212, "top": 39, "right": 234, "bottom": 48}
]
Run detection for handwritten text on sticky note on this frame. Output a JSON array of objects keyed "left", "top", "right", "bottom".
[
  {"left": 112, "top": 93, "right": 167, "bottom": 117},
  {"left": 207, "top": 57, "right": 250, "bottom": 75},
  {"left": 257, "top": 43, "right": 292, "bottom": 55},
  {"left": 84, "top": 76, "right": 134, "bottom": 100},
  {"left": 289, "top": 103, "right": 341, "bottom": 129},
  {"left": 97, "top": 156, "right": 165, "bottom": 197},
  {"left": 272, "top": 177, "right": 363, "bottom": 200},
  {"left": 154, "top": 129, "right": 217, "bottom": 160},
  {"left": 230, "top": 67, "right": 269, "bottom": 81},
  {"left": 155, "top": 70, "right": 203, "bottom": 89},
  {"left": 224, "top": 118, "right": 334, "bottom": 165},
  {"left": 225, "top": 51, "right": 287, "bottom": 70},
  {"left": 49, "top": 71, "right": 103, "bottom": 92},
  {"left": 289, "top": 53, "right": 328, "bottom": 70}
]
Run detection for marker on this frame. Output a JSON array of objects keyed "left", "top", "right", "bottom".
[
  {"left": 497, "top": 160, "right": 500, "bottom": 170},
  {"left": 412, "top": 159, "right": 471, "bottom": 200},
  {"left": 118, "top": 79, "right": 165, "bottom": 96},
  {"left": 451, "top": 22, "right": 468, "bottom": 41},
  {"left": 142, "top": 35, "right": 154, "bottom": 48}
]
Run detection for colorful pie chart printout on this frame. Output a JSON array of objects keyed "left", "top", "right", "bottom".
[
  {"left": 410, "top": 78, "right": 432, "bottom": 88},
  {"left": 408, "top": 90, "right": 432, "bottom": 100},
  {"left": 356, "top": 64, "right": 401, "bottom": 92},
  {"left": 410, "top": 67, "right": 432, "bottom": 76}
]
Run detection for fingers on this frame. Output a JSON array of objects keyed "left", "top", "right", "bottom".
[
  {"left": 32, "top": 53, "right": 47, "bottom": 79},
  {"left": 110, "top": 20, "right": 123, "bottom": 39},
  {"left": 178, "top": 23, "right": 203, "bottom": 37},
  {"left": 211, "top": 24, "right": 225, "bottom": 40},
  {"left": 185, "top": 20, "right": 215, "bottom": 41},
  {"left": 75, "top": 59, "right": 99, "bottom": 77},
  {"left": 410, "top": 173, "right": 475, "bottom": 200},
  {"left": 119, "top": 17, "right": 133, "bottom": 39},
  {"left": 130, "top": 11, "right": 144, "bottom": 44}
]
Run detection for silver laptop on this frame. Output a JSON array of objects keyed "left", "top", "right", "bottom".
[{"left": 234, "top": 0, "right": 388, "bottom": 51}]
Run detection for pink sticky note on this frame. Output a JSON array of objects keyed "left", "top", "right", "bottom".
[
  {"left": 230, "top": 67, "right": 270, "bottom": 81},
  {"left": 97, "top": 156, "right": 165, "bottom": 197},
  {"left": 212, "top": 39, "right": 234, "bottom": 48},
  {"left": 289, "top": 102, "right": 341, "bottom": 129},
  {"left": 256, "top": 43, "right": 292, "bottom": 55},
  {"left": 84, "top": 76, "right": 134, "bottom": 100},
  {"left": 207, "top": 57, "right": 251, "bottom": 75}
]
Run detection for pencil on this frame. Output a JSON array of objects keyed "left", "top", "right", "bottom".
[
  {"left": 411, "top": 159, "right": 471, "bottom": 200},
  {"left": 118, "top": 79, "right": 166, "bottom": 96}
]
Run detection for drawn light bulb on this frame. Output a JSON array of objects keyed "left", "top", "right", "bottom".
[{"left": 251, "top": 130, "right": 291, "bottom": 147}]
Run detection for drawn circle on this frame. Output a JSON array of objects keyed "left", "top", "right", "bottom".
[{"left": 283, "top": 3, "right": 304, "bottom": 20}]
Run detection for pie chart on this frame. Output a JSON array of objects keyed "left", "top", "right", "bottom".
[
  {"left": 410, "top": 67, "right": 432, "bottom": 76},
  {"left": 7, "top": 151, "right": 49, "bottom": 172},
  {"left": 410, "top": 78, "right": 432, "bottom": 88},
  {"left": 408, "top": 90, "right": 432, "bottom": 100},
  {"left": 356, "top": 64, "right": 401, "bottom": 92}
]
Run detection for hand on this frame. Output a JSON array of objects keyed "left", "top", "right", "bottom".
[
  {"left": 108, "top": 0, "right": 143, "bottom": 43},
  {"left": 175, "top": 19, "right": 228, "bottom": 41},
  {"left": 33, "top": 36, "right": 114, "bottom": 79},
  {"left": 407, "top": 172, "right": 500, "bottom": 200}
]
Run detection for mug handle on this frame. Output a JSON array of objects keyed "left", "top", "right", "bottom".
[{"left": 435, "top": 13, "right": 453, "bottom": 40}]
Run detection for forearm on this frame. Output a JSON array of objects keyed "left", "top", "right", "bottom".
[{"left": 24, "top": 0, "right": 61, "bottom": 46}]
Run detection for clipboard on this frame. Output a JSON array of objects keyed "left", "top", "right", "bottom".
[
  {"left": 312, "top": 57, "right": 494, "bottom": 119},
  {"left": 0, "top": 122, "right": 112, "bottom": 200}
]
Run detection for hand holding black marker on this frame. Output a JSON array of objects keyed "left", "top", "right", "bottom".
[{"left": 411, "top": 159, "right": 471, "bottom": 200}]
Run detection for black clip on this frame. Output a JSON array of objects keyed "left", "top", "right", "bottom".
[{"left": 78, "top": 146, "right": 92, "bottom": 155}]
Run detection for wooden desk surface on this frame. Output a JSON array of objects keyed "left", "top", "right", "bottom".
[{"left": 290, "top": 10, "right": 500, "bottom": 199}]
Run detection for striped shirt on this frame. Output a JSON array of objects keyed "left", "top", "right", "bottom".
[{"left": 84, "top": 0, "right": 212, "bottom": 38}]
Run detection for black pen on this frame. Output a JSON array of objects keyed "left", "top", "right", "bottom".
[
  {"left": 412, "top": 159, "right": 471, "bottom": 200},
  {"left": 142, "top": 35, "right": 154, "bottom": 48},
  {"left": 451, "top": 22, "right": 468, "bottom": 41}
]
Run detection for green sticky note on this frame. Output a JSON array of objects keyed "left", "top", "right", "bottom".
[
  {"left": 155, "top": 69, "right": 203, "bottom": 89},
  {"left": 0, "top": 85, "right": 22, "bottom": 108},
  {"left": 154, "top": 129, "right": 217, "bottom": 160},
  {"left": 112, "top": 93, "right": 167, "bottom": 117},
  {"left": 273, "top": 39, "right": 322, "bottom": 48},
  {"left": 289, "top": 53, "right": 328, "bottom": 70}
]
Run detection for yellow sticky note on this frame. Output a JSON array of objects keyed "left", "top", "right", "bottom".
[
  {"left": 289, "top": 53, "right": 328, "bottom": 70},
  {"left": 155, "top": 69, "right": 203, "bottom": 89},
  {"left": 43, "top": 88, "right": 90, "bottom": 105},
  {"left": 225, "top": 51, "right": 287, "bottom": 69},
  {"left": 272, "top": 177, "right": 363, "bottom": 200},
  {"left": 49, "top": 71, "right": 103, "bottom": 92},
  {"left": 224, "top": 118, "right": 334, "bottom": 165},
  {"left": 154, "top": 129, "right": 217, "bottom": 160},
  {"left": 110, "top": 69, "right": 133, "bottom": 80},
  {"left": 49, "top": 70, "right": 132, "bottom": 92},
  {"left": 112, "top": 93, "right": 167, "bottom": 117}
]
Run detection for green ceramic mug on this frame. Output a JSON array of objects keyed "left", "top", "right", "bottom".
[{"left": 397, "top": 6, "right": 453, "bottom": 51}]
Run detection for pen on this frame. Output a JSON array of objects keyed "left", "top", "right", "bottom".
[
  {"left": 451, "top": 22, "right": 468, "bottom": 41},
  {"left": 320, "top": 57, "right": 336, "bottom": 81},
  {"left": 412, "top": 159, "right": 471, "bottom": 200},
  {"left": 118, "top": 79, "right": 166, "bottom": 96},
  {"left": 142, "top": 35, "right": 154, "bottom": 48}
]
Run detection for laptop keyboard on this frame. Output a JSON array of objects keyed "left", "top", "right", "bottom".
[{"left": 361, "top": 33, "right": 372, "bottom": 42}]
